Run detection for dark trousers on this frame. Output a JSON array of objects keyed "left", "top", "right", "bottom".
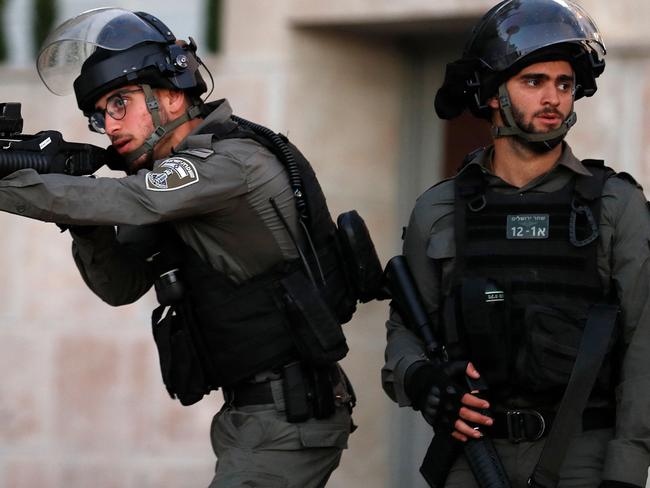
[{"left": 445, "top": 428, "right": 613, "bottom": 488}]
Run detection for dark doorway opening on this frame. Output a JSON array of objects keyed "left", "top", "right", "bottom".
[{"left": 442, "top": 111, "right": 492, "bottom": 176}]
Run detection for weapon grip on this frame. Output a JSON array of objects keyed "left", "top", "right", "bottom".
[{"left": 464, "top": 438, "right": 512, "bottom": 488}]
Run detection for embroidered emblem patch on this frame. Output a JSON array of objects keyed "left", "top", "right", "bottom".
[{"left": 145, "top": 157, "right": 199, "bottom": 191}]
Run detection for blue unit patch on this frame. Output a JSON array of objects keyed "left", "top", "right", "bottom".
[{"left": 146, "top": 157, "right": 199, "bottom": 191}]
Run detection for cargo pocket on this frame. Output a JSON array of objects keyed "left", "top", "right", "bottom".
[
  {"left": 299, "top": 425, "right": 349, "bottom": 449},
  {"left": 515, "top": 305, "right": 585, "bottom": 391},
  {"left": 298, "top": 408, "right": 351, "bottom": 449}
]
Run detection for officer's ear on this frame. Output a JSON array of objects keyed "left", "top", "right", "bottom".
[
  {"left": 487, "top": 96, "right": 503, "bottom": 126},
  {"left": 159, "top": 88, "right": 187, "bottom": 116}
]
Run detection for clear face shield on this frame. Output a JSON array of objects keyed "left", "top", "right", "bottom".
[{"left": 37, "top": 7, "right": 168, "bottom": 97}]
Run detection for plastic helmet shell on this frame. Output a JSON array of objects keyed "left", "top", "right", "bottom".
[
  {"left": 37, "top": 8, "right": 207, "bottom": 114},
  {"left": 435, "top": 0, "right": 606, "bottom": 120}
]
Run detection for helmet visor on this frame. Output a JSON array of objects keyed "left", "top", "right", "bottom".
[
  {"left": 37, "top": 8, "right": 168, "bottom": 96},
  {"left": 467, "top": 0, "right": 606, "bottom": 72}
]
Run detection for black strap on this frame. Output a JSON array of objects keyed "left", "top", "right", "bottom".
[
  {"left": 575, "top": 159, "right": 608, "bottom": 202},
  {"left": 224, "top": 380, "right": 276, "bottom": 407},
  {"left": 528, "top": 304, "right": 619, "bottom": 488}
]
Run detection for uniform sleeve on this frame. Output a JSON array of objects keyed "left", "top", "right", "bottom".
[
  {"left": 382, "top": 185, "right": 455, "bottom": 406},
  {"left": 599, "top": 177, "right": 650, "bottom": 486},
  {"left": 0, "top": 149, "right": 249, "bottom": 226},
  {"left": 70, "top": 226, "right": 156, "bottom": 306}
]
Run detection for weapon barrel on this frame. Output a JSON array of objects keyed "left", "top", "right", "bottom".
[
  {"left": 384, "top": 255, "right": 440, "bottom": 356},
  {"left": 464, "top": 437, "right": 512, "bottom": 488}
]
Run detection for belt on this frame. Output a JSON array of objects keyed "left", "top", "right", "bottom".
[
  {"left": 223, "top": 380, "right": 276, "bottom": 407},
  {"left": 487, "top": 407, "right": 615, "bottom": 443}
]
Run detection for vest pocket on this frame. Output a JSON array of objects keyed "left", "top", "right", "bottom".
[
  {"left": 516, "top": 304, "right": 586, "bottom": 392},
  {"left": 281, "top": 270, "right": 349, "bottom": 365}
]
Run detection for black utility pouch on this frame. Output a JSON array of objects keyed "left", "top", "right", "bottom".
[
  {"left": 310, "top": 365, "right": 336, "bottom": 419},
  {"left": 281, "top": 270, "right": 349, "bottom": 365},
  {"left": 336, "top": 210, "right": 385, "bottom": 304},
  {"left": 151, "top": 303, "right": 209, "bottom": 406},
  {"left": 282, "top": 361, "right": 311, "bottom": 423},
  {"left": 516, "top": 305, "right": 585, "bottom": 391}
]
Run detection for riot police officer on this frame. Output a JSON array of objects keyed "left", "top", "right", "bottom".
[
  {"left": 382, "top": 1, "right": 650, "bottom": 487},
  {"left": 0, "top": 8, "right": 363, "bottom": 488}
]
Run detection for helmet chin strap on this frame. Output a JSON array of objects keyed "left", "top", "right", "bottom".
[
  {"left": 123, "top": 83, "right": 202, "bottom": 164},
  {"left": 491, "top": 83, "right": 577, "bottom": 153}
]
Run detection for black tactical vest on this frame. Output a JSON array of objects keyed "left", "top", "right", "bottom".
[
  {"left": 446, "top": 159, "right": 618, "bottom": 401},
  {"left": 146, "top": 111, "right": 357, "bottom": 404}
]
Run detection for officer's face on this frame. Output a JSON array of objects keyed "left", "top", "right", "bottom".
[
  {"left": 94, "top": 84, "right": 170, "bottom": 172},
  {"left": 494, "top": 61, "right": 575, "bottom": 133}
]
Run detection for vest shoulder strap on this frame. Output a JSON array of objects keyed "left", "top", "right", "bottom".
[{"left": 574, "top": 159, "right": 613, "bottom": 202}]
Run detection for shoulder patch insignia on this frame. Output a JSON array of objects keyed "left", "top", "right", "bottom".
[{"left": 146, "top": 157, "right": 199, "bottom": 192}]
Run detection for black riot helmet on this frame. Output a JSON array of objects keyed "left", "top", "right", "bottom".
[
  {"left": 435, "top": 0, "right": 606, "bottom": 151},
  {"left": 37, "top": 8, "right": 209, "bottom": 164}
]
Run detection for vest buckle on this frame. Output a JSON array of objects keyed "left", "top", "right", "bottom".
[
  {"left": 506, "top": 409, "right": 546, "bottom": 443},
  {"left": 569, "top": 197, "right": 599, "bottom": 247}
]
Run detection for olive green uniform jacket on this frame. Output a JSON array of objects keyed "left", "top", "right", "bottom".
[
  {"left": 0, "top": 99, "right": 351, "bottom": 488},
  {"left": 382, "top": 144, "right": 650, "bottom": 487},
  {"left": 0, "top": 100, "right": 301, "bottom": 292}
]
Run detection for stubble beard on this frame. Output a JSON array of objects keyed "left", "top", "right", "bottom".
[{"left": 509, "top": 103, "right": 570, "bottom": 154}]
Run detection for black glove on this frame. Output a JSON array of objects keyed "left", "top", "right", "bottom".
[
  {"left": 599, "top": 481, "right": 642, "bottom": 488},
  {"left": 404, "top": 360, "right": 468, "bottom": 430}
]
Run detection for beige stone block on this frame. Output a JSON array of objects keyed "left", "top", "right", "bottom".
[
  {"left": 130, "top": 463, "right": 217, "bottom": 488},
  {"left": 222, "top": 0, "right": 292, "bottom": 61},
  {"left": 3, "top": 459, "right": 54, "bottom": 488},
  {"left": 54, "top": 334, "right": 125, "bottom": 450},
  {"left": 579, "top": 0, "right": 650, "bottom": 48},
  {"left": 125, "top": 337, "right": 219, "bottom": 459},
  {"left": 330, "top": 300, "right": 391, "bottom": 487},
  {"left": 285, "top": 30, "right": 402, "bottom": 207},
  {"left": 289, "top": 0, "right": 495, "bottom": 25},
  {"left": 209, "top": 73, "right": 276, "bottom": 125},
  {"left": 59, "top": 461, "right": 128, "bottom": 488},
  {"left": 0, "top": 333, "right": 46, "bottom": 443}
]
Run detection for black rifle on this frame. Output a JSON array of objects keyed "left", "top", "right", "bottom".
[
  {"left": 384, "top": 255, "right": 512, "bottom": 488},
  {"left": 0, "top": 102, "right": 117, "bottom": 179}
]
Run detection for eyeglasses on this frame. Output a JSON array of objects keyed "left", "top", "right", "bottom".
[{"left": 88, "top": 88, "right": 144, "bottom": 134}]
